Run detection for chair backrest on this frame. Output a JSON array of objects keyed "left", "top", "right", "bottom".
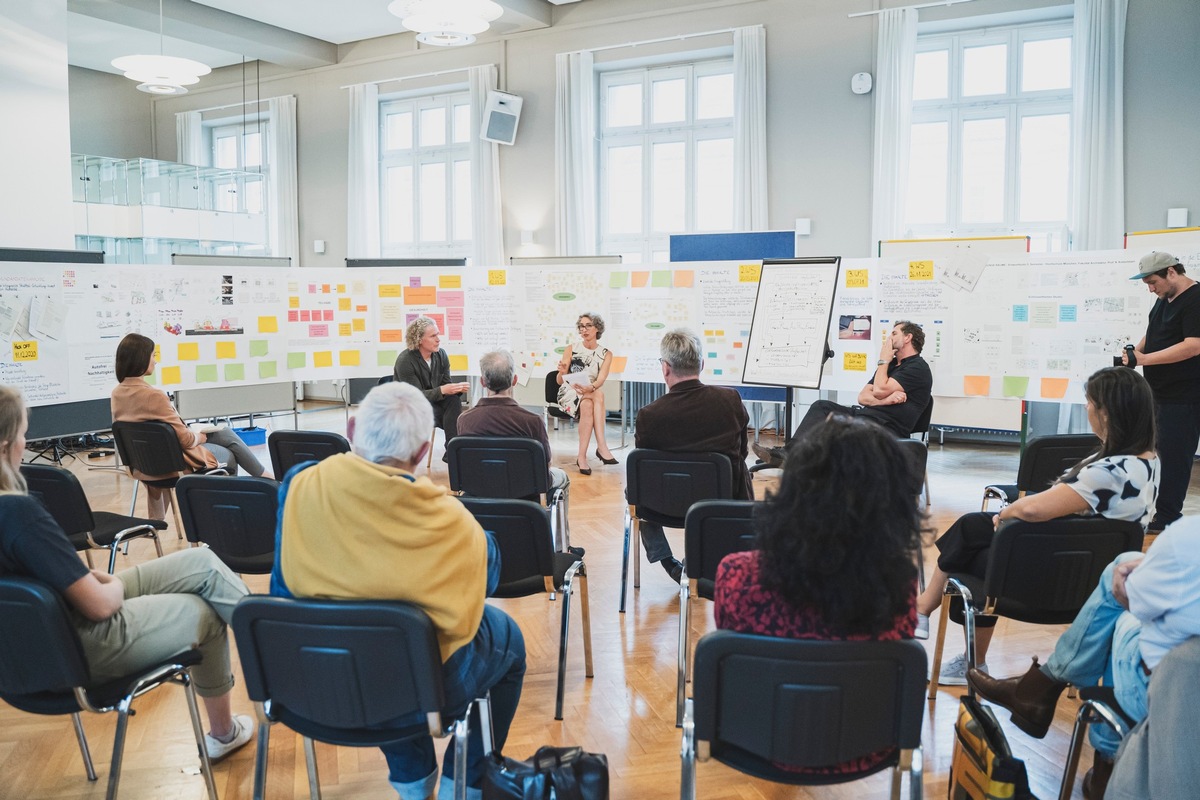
[
  {"left": 1015, "top": 434, "right": 1101, "bottom": 495},
  {"left": 683, "top": 500, "right": 757, "bottom": 583},
  {"left": 267, "top": 430, "right": 351, "bottom": 478},
  {"left": 175, "top": 475, "right": 279, "bottom": 573},
  {"left": 985, "top": 516, "right": 1145, "bottom": 623},
  {"left": 0, "top": 576, "right": 90, "bottom": 699},
  {"left": 447, "top": 436, "right": 548, "bottom": 499},
  {"left": 459, "top": 497, "right": 556, "bottom": 594},
  {"left": 111, "top": 420, "right": 189, "bottom": 476},
  {"left": 544, "top": 371, "right": 572, "bottom": 419},
  {"left": 626, "top": 449, "right": 733, "bottom": 525},
  {"left": 691, "top": 632, "right": 926, "bottom": 771},
  {"left": 910, "top": 396, "right": 934, "bottom": 437},
  {"left": 19, "top": 464, "right": 95, "bottom": 539},
  {"left": 232, "top": 596, "right": 446, "bottom": 738},
  {"left": 377, "top": 375, "right": 394, "bottom": 385},
  {"left": 894, "top": 438, "right": 928, "bottom": 499}
]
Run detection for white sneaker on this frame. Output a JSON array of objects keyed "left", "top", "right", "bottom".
[
  {"left": 938, "top": 653, "right": 988, "bottom": 687},
  {"left": 914, "top": 614, "right": 930, "bottom": 640},
  {"left": 205, "top": 714, "right": 254, "bottom": 762}
]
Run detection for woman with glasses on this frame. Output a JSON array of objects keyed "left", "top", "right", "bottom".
[{"left": 556, "top": 312, "right": 617, "bottom": 474}]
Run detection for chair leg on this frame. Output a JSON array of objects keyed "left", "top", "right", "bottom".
[
  {"left": 1059, "top": 704, "right": 1090, "bottom": 800},
  {"left": 252, "top": 716, "right": 271, "bottom": 800},
  {"left": 105, "top": 699, "right": 134, "bottom": 800},
  {"left": 680, "top": 699, "right": 696, "bottom": 800},
  {"left": 632, "top": 517, "right": 641, "bottom": 589},
  {"left": 167, "top": 489, "right": 184, "bottom": 540},
  {"left": 70, "top": 712, "right": 97, "bottom": 781},
  {"left": 619, "top": 507, "right": 633, "bottom": 613},
  {"left": 452, "top": 716, "right": 469, "bottom": 800},
  {"left": 909, "top": 747, "right": 924, "bottom": 800},
  {"left": 555, "top": 571, "right": 573, "bottom": 721},
  {"left": 923, "top": 471, "right": 931, "bottom": 509},
  {"left": 476, "top": 694, "right": 494, "bottom": 756},
  {"left": 578, "top": 571, "right": 593, "bottom": 678},
  {"left": 928, "top": 596, "right": 951, "bottom": 699},
  {"left": 427, "top": 426, "right": 436, "bottom": 470},
  {"left": 128, "top": 480, "right": 140, "bottom": 517},
  {"left": 181, "top": 675, "right": 218, "bottom": 800},
  {"left": 83, "top": 549, "right": 95, "bottom": 569},
  {"left": 303, "top": 736, "right": 322, "bottom": 800},
  {"left": 675, "top": 578, "right": 690, "bottom": 727}
]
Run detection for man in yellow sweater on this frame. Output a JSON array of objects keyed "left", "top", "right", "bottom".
[{"left": 270, "top": 381, "right": 526, "bottom": 800}]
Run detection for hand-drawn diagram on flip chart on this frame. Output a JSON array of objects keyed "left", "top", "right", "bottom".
[{"left": 742, "top": 258, "right": 841, "bottom": 389}]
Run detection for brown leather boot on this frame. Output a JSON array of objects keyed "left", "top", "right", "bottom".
[
  {"left": 1082, "top": 752, "right": 1114, "bottom": 799},
  {"left": 966, "top": 656, "right": 1067, "bottom": 738}
]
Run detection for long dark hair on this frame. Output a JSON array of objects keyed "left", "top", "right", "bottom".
[
  {"left": 756, "top": 416, "right": 926, "bottom": 635},
  {"left": 1059, "top": 366, "right": 1157, "bottom": 483},
  {"left": 114, "top": 333, "right": 155, "bottom": 382}
]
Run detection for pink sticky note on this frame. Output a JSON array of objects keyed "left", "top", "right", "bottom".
[
  {"left": 287, "top": 310, "right": 299, "bottom": 322},
  {"left": 309, "top": 324, "right": 329, "bottom": 337},
  {"left": 323, "top": 310, "right": 334, "bottom": 321},
  {"left": 439, "top": 290, "right": 465, "bottom": 307},
  {"left": 299, "top": 310, "right": 311, "bottom": 322}
]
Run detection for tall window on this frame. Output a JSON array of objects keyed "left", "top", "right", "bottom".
[
  {"left": 379, "top": 91, "right": 472, "bottom": 258},
  {"left": 210, "top": 121, "right": 268, "bottom": 215},
  {"left": 905, "top": 22, "right": 1072, "bottom": 251},
  {"left": 598, "top": 59, "right": 734, "bottom": 263}
]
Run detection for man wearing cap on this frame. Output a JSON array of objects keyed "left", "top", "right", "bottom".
[{"left": 1125, "top": 251, "right": 1200, "bottom": 532}]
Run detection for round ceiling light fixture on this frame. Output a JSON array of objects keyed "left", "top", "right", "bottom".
[
  {"left": 111, "top": 0, "right": 211, "bottom": 94},
  {"left": 388, "top": 0, "right": 503, "bottom": 47}
]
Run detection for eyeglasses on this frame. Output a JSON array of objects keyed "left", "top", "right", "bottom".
[{"left": 576, "top": 323, "right": 595, "bottom": 330}]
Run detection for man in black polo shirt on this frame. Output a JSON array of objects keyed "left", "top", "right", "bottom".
[
  {"left": 753, "top": 320, "right": 933, "bottom": 464},
  {"left": 1124, "top": 251, "right": 1200, "bottom": 532}
]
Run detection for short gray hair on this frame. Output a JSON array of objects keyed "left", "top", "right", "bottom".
[
  {"left": 405, "top": 316, "right": 437, "bottom": 351},
  {"left": 480, "top": 350, "right": 515, "bottom": 393},
  {"left": 352, "top": 381, "right": 434, "bottom": 465},
  {"left": 659, "top": 328, "right": 703, "bottom": 376}
]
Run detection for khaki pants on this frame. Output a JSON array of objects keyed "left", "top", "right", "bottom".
[{"left": 75, "top": 548, "right": 249, "bottom": 697}]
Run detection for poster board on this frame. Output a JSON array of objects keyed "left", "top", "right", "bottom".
[
  {"left": 742, "top": 258, "right": 841, "bottom": 388},
  {"left": 1125, "top": 228, "right": 1200, "bottom": 272}
]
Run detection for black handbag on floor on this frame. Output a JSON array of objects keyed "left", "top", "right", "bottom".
[{"left": 482, "top": 745, "right": 609, "bottom": 800}]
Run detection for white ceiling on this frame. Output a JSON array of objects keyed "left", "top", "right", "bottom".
[{"left": 67, "top": 0, "right": 577, "bottom": 75}]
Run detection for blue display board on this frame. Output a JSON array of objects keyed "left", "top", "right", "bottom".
[{"left": 669, "top": 231, "right": 795, "bottom": 262}]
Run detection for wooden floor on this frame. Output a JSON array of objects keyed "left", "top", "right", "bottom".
[{"left": 6, "top": 406, "right": 1198, "bottom": 799}]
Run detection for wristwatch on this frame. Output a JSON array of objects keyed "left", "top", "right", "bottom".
[{"left": 877, "top": 359, "right": 887, "bottom": 365}]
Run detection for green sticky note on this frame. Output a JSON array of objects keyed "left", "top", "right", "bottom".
[
  {"left": 1002, "top": 376, "right": 1030, "bottom": 398},
  {"left": 196, "top": 364, "right": 219, "bottom": 383},
  {"left": 609, "top": 271, "right": 629, "bottom": 289},
  {"left": 144, "top": 372, "right": 157, "bottom": 386},
  {"left": 287, "top": 352, "right": 307, "bottom": 369},
  {"left": 258, "top": 360, "right": 278, "bottom": 379},
  {"left": 224, "top": 363, "right": 246, "bottom": 382},
  {"left": 249, "top": 339, "right": 269, "bottom": 357},
  {"left": 377, "top": 350, "right": 399, "bottom": 367},
  {"left": 651, "top": 270, "right": 671, "bottom": 287}
]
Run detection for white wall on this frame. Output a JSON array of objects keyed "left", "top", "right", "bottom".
[{"left": 67, "top": 66, "right": 153, "bottom": 159}]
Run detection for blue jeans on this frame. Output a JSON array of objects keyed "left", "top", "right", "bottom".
[
  {"left": 1043, "top": 552, "right": 1149, "bottom": 757},
  {"left": 387, "top": 605, "right": 526, "bottom": 800}
]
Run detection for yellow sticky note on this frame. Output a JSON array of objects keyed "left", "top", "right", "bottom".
[
  {"left": 258, "top": 316, "right": 279, "bottom": 333},
  {"left": 215, "top": 341, "right": 237, "bottom": 359},
  {"left": 339, "top": 350, "right": 361, "bottom": 367},
  {"left": 11, "top": 340, "right": 37, "bottom": 361},
  {"left": 336, "top": 284, "right": 346, "bottom": 294},
  {"left": 738, "top": 263, "right": 762, "bottom": 283},
  {"left": 338, "top": 298, "right": 351, "bottom": 311},
  {"left": 448, "top": 354, "right": 469, "bottom": 372},
  {"left": 488, "top": 270, "right": 506, "bottom": 286},
  {"left": 154, "top": 345, "right": 161, "bottom": 362},
  {"left": 845, "top": 269, "right": 869, "bottom": 288},
  {"left": 908, "top": 260, "right": 934, "bottom": 281},
  {"left": 352, "top": 318, "right": 366, "bottom": 332},
  {"left": 160, "top": 366, "right": 182, "bottom": 385},
  {"left": 177, "top": 342, "right": 200, "bottom": 361},
  {"left": 313, "top": 351, "right": 333, "bottom": 368},
  {"left": 338, "top": 323, "right": 352, "bottom": 336},
  {"left": 288, "top": 296, "right": 300, "bottom": 309},
  {"left": 439, "top": 274, "right": 462, "bottom": 289},
  {"left": 379, "top": 284, "right": 402, "bottom": 298},
  {"left": 843, "top": 352, "right": 868, "bottom": 371}
]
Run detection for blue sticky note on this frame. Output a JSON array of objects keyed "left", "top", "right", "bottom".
[
  {"left": 1013, "top": 305, "right": 1029, "bottom": 322},
  {"left": 1059, "top": 305, "right": 1077, "bottom": 322}
]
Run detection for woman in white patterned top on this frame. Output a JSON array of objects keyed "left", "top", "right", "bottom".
[
  {"left": 556, "top": 312, "right": 616, "bottom": 475},
  {"left": 916, "top": 366, "right": 1160, "bottom": 682}
]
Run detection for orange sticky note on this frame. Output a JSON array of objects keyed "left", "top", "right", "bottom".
[
  {"left": 338, "top": 298, "right": 351, "bottom": 311},
  {"left": 631, "top": 272, "right": 649, "bottom": 288},
  {"left": 215, "top": 341, "right": 237, "bottom": 359},
  {"left": 257, "top": 316, "right": 279, "bottom": 333},
  {"left": 380, "top": 329, "right": 404, "bottom": 343},
  {"left": 673, "top": 270, "right": 694, "bottom": 288},
  {"left": 405, "top": 286, "right": 437, "bottom": 305},
  {"left": 322, "top": 284, "right": 331, "bottom": 294},
  {"left": 1040, "top": 378, "right": 1069, "bottom": 399},
  {"left": 177, "top": 342, "right": 200, "bottom": 361},
  {"left": 963, "top": 375, "right": 991, "bottom": 396},
  {"left": 352, "top": 318, "right": 366, "bottom": 332},
  {"left": 160, "top": 366, "right": 182, "bottom": 385},
  {"left": 379, "top": 284, "right": 403, "bottom": 298},
  {"left": 313, "top": 351, "right": 333, "bottom": 368},
  {"left": 339, "top": 350, "right": 361, "bottom": 367},
  {"left": 288, "top": 296, "right": 300, "bottom": 308},
  {"left": 609, "top": 356, "right": 629, "bottom": 374}
]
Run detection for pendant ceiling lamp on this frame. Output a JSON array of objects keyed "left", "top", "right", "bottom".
[
  {"left": 111, "top": 0, "right": 211, "bottom": 95},
  {"left": 388, "top": 0, "right": 504, "bottom": 47}
]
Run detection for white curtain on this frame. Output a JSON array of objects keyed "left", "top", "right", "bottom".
[
  {"left": 266, "top": 96, "right": 300, "bottom": 263},
  {"left": 869, "top": 8, "right": 918, "bottom": 250},
  {"left": 469, "top": 65, "right": 505, "bottom": 267},
  {"left": 1070, "top": 0, "right": 1127, "bottom": 251},
  {"left": 554, "top": 51, "right": 596, "bottom": 256},
  {"left": 347, "top": 83, "right": 380, "bottom": 259},
  {"left": 733, "top": 26, "right": 768, "bottom": 231},
  {"left": 175, "top": 110, "right": 204, "bottom": 165}
]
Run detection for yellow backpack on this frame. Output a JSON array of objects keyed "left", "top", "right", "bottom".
[{"left": 949, "top": 696, "right": 1037, "bottom": 800}]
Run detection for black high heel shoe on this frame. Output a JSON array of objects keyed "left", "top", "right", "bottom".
[
  {"left": 595, "top": 448, "right": 618, "bottom": 465},
  {"left": 576, "top": 458, "right": 592, "bottom": 476}
]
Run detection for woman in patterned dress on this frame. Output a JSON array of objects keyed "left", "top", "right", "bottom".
[
  {"left": 556, "top": 312, "right": 616, "bottom": 475},
  {"left": 916, "top": 366, "right": 1159, "bottom": 684},
  {"left": 714, "top": 416, "right": 926, "bottom": 777}
]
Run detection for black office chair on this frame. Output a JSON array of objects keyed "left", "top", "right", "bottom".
[
  {"left": 232, "top": 596, "right": 493, "bottom": 800},
  {"left": 929, "top": 516, "right": 1144, "bottom": 698},
  {"left": 622, "top": 449, "right": 733, "bottom": 613},
  {"left": 111, "top": 420, "right": 229, "bottom": 538},
  {"left": 21, "top": 463, "right": 167, "bottom": 574},
  {"left": 0, "top": 575, "right": 216, "bottom": 800},
  {"left": 266, "top": 430, "right": 350, "bottom": 478},
  {"left": 543, "top": 370, "right": 574, "bottom": 431},
  {"left": 460, "top": 497, "right": 592, "bottom": 721},
  {"left": 906, "top": 396, "right": 934, "bottom": 508},
  {"left": 676, "top": 500, "right": 756, "bottom": 726},
  {"left": 981, "top": 433, "right": 1100, "bottom": 511},
  {"left": 175, "top": 474, "right": 279, "bottom": 574},
  {"left": 448, "top": 436, "right": 570, "bottom": 552},
  {"left": 681, "top": 633, "right": 927, "bottom": 800}
]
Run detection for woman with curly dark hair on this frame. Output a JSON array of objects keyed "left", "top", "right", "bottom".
[{"left": 713, "top": 415, "right": 925, "bottom": 776}]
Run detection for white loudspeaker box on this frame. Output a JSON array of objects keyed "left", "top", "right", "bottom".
[{"left": 481, "top": 90, "right": 523, "bottom": 146}]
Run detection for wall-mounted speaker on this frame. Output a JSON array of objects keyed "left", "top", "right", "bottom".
[{"left": 481, "top": 90, "right": 523, "bottom": 146}]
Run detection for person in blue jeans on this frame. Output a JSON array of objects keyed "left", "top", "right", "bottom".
[
  {"left": 270, "top": 381, "right": 526, "bottom": 800},
  {"left": 969, "top": 516, "right": 1200, "bottom": 800}
]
